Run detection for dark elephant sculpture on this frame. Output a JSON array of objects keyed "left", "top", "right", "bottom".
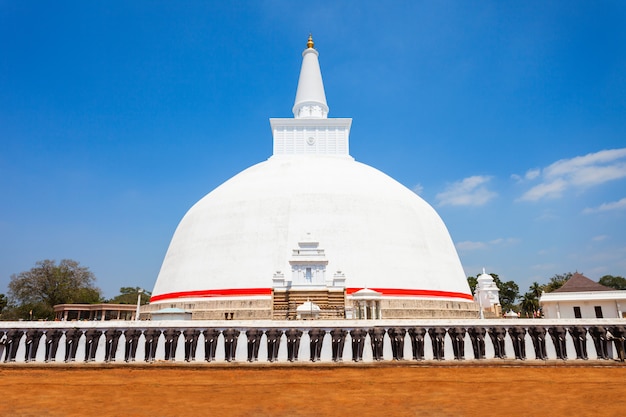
[
  {"left": 64, "top": 329, "right": 83, "bottom": 363},
  {"left": 83, "top": 329, "right": 102, "bottom": 363},
  {"left": 163, "top": 329, "right": 181, "bottom": 361},
  {"left": 548, "top": 326, "right": 568, "bottom": 360},
  {"left": 369, "top": 328, "right": 386, "bottom": 361},
  {"left": 25, "top": 329, "right": 44, "bottom": 363},
  {"left": 388, "top": 328, "right": 406, "bottom": 360},
  {"left": 528, "top": 326, "right": 547, "bottom": 360},
  {"left": 223, "top": 328, "right": 241, "bottom": 362},
  {"left": 507, "top": 326, "right": 526, "bottom": 360},
  {"left": 143, "top": 329, "right": 162, "bottom": 362},
  {"left": 488, "top": 327, "right": 507, "bottom": 359},
  {"left": 308, "top": 329, "right": 326, "bottom": 362},
  {"left": 183, "top": 329, "right": 201, "bottom": 362},
  {"left": 608, "top": 326, "right": 626, "bottom": 362},
  {"left": 350, "top": 329, "right": 367, "bottom": 362},
  {"left": 265, "top": 329, "right": 282, "bottom": 362},
  {"left": 286, "top": 329, "right": 303, "bottom": 362},
  {"left": 123, "top": 329, "right": 142, "bottom": 362},
  {"left": 408, "top": 327, "right": 426, "bottom": 361},
  {"left": 203, "top": 329, "right": 220, "bottom": 362},
  {"left": 467, "top": 327, "right": 486, "bottom": 360},
  {"left": 45, "top": 329, "right": 64, "bottom": 362},
  {"left": 447, "top": 327, "right": 466, "bottom": 360},
  {"left": 588, "top": 326, "right": 609, "bottom": 360},
  {"left": 104, "top": 329, "right": 123, "bottom": 362},
  {"left": 245, "top": 329, "right": 263, "bottom": 362},
  {"left": 330, "top": 328, "right": 347, "bottom": 362},
  {"left": 4, "top": 329, "right": 24, "bottom": 363},
  {"left": 568, "top": 326, "right": 588, "bottom": 360},
  {"left": 428, "top": 327, "right": 446, "bottom": 360}
]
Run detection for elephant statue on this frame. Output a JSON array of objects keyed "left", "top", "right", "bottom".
[
  {"left": 548, "top": 326, "right": 568, "bottom": 360},
  {"left": 488, "top": 327, "right": 507, "bottom": 359},
  {"left": 369, "top": 328, "right": 386, "bottom": 361},
  {"left": 447, "top": 327, "right": 466, "bottom": 360},
  {"left": 83, "top": 329, "right": 102, "bottom": 363},
  {"left": 25, "top": 329, "right": 44, "bottom": 363},
  {"left": 607, "top": 326, "right": 626, "bottom": 362},
  {"left": 44, "top": 329, "right": 64, "bottom": 363},
  {"left": 223, "top": 328, "right": 241, "bottom": 362},
  {"left": 265, "top": 329, "right": 282, "bottom": 362},
  {"left": 104, "top": 329, "right": 123, "bottom": 363},
  {"left": 588, "top": 326, "right": 609, "bottom": 360},
  {"left": 408, "top": 327, "right": 426, "bottom": 361},
  {"left": 183, "top": 329, "right": 201, "bottom": 362},
  {"left": 286, "top": 329, "right": 303, "bottom": 362},
  {"left": 568, "top": 326, "right": 588, "bottom": 360},
  {"left": 203, "top": 329, "right": 220, "bottom": 362},
  {"left": 163, "top": 329, "right": 181, "bottom": 361},
  {"left": 507, "top": 326, "right": 526, "bottom": 360},
  {"left": 330, "top": 328, "right": 347, "bottom": 362},
  {"left": 467, "top": 327, "right": 486, "bottom": 360},
  {"left": 64, "top": 329, "right": 83, "bottom": 363},
  {"left": 308, "top": 329, "right": 326, "bottom": 362},
  {"left": 528, "top": 326, "right": 547, "bottom": 360},
  {"left": 4, "top": 329, "right": 24, "bottom": 363},
  {"left": 143, "top": 328, "right": 162, "bottom": 362},
  {"left": 350, "top": 329, "right": 367, "bottom": 362},
  {"left": 388, "top": 328, "right": 406, "bottom": 360},
  {"left": 123, "top": 329, "right": 142, "bottom": 362},
  {"left": 428, "top": 327, "right": 446, "bottom": 360},
  {"left": 245, "top": 329, "right": 263, "bottom": 362}
]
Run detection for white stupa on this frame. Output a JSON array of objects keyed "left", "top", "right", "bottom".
[{"left": 148, "top": 36, "right": 477, "bottom": 320}]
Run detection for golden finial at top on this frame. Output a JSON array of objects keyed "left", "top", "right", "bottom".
[{"left": 307, "top": 34, "right": 314, "bottom": 49}]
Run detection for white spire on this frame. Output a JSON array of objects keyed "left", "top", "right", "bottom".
[{"left": 292, "top": 35, "right": 329, "bottom": 119}]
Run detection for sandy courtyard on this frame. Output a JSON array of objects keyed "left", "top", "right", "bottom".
[{"left": 1, "top": 362, "right": 625, "bottom": 417}]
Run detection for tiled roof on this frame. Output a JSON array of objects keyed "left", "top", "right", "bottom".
[{"left": 553, "top": 273, "right": 613, "bottom": 293}]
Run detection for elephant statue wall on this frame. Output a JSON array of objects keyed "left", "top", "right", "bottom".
[
  {"left": 408, "top": 327, "right": 426, "bottom": 361},
  {"left": 369, "top": 328, "right": 386, "bottom": 361},
  {"left": 608, "top": 326, "right": 626, "bottom": 362},
  {"left": 388, "top": 328, "right": 406, "bottom": 360},
  {"left": 286, "top": 329, "right": 303, "bottom": 362},
  {"left": 350, "top": 329, "right": 367, "bottom": 362},
  {"left": 143, "top": 328, "right": 162, "bottom": 362},
  {"left": 488, "top": 327, "right": 507, "bottom": 359},
  {"left": 123, "top": 329, "right": 142, "bottom": 362},
  {"left": 447, "top": 327, "right": 466, "bottom": 360},
  {"left": 203, "top": 329, "right": 220, "bottom": 362},
  {"left": 507, "top": 326, "right": 526, "bottom": 360},
  {"left": 568, "top": 326, "right": 588, "bottom": 360},
  {"left": 83, "top": 329, "right": 102, "bottom": 363},
  {"left": 104, "top": 329, "right": 123, "bottom": 363},
  {"left": 223, "top": 328, "right": 241, "bottom": 362},
  {"left": 428, "top": 327, "right": 446, "bottom": 360},
  {"left": 265, "top": 329, "right": 282, "bottom": 362},
  {"left": 245, "top": 329, "right": 263, "bottom": 362},
  {"left": 588, "top": 326, "right": 609, "bottom": 360},
  {"left": 528, "top": 326, "right": 547, "bottom": 360},
  {"left": 4, "top": 329, "right": 24, "bottom": 363},
  {"left": 44, "top": 329, "right": 63, "bottom": 363},
  {"left": 25, "top": 329, "right": 44, "bottom": 363},
  {"left": 64, "top": 329, "right": 83, "bottom": 363},
  {"left": 183, "top": 329, "right": 201, "bottom": 362},
  {"left": 548, "top": 326, "right": 568, "bottom": 360},
  {"left": 467, "top": 327, "right": 486, "bottom": 360},
  {"left": 308, "top": 329, "right": 326, "bottom": 362},
  {"left": 163, "top": 329, "right": 181, "bottom": 361},
  {"left": 330, "top": 328, "right": 347, "bottom": 362}
]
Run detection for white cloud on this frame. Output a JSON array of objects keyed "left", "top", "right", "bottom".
[
  {"left": 583, "top": 197, "right": 626, "bottom": 214},
  {"left": 456, "top": 237, "right": 518, "bottom": 252},
  {"left": 519, "top": 148, "right": 626, "bottom": 201},
  {"left": 436, "top": 175, "right": 497, "bottom": 206},
  {"left": 412, "top": 183, "right": 424, "bottom": 195},
  {"left": 592, "top": 235, "right": 609, "bottom": 242}
]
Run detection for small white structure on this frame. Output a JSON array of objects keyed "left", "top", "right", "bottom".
[
  {"left": 352, "top": 288, "right": 382, "bottom": 319},
  {"left": 474, "top": 269, "right": 501, "bottom": 318},
  {"left": 150, "top": 307, "right": 192, "bottom": 321},
  {"left": 540, "top": 273, "right": 626, "bottom": 319},
  {"left": 296, "top": 300, "right": 321, "bottom": 320}
]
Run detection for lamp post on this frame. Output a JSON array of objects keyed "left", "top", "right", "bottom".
[{"left": 135, "top": 289, "right": 144, "bottom": 321}]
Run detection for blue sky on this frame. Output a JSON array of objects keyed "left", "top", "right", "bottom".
[{"left": 1, "top": 1, "right": 625, "bottom": 299}]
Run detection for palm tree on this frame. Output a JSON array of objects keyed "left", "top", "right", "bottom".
[{"left": 520, "top": 292, "right": 539, "bottom": 318}]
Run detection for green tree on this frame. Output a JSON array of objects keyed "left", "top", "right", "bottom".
[
  {"left": 467, "top": 276, "right": 478, "bottom": 295},
  {"left": 598, "top": 275, "right": 626, "bottom": 290},
  {"left": 108, "top": 287, "right": 151, "bottom": 304},
  {"left": 8, "top": 259, "right": 102, "bottom": 320},
  {"left": 543, "top": 272, "right": 572, "bottom": 293},
  {"left": 520, "top": 292, "right": 539, "bottom": 317},
  {"left": 529, "top": 281, "right": 544, "bottom": 298},
  {"left": 0, "top": 293, "right": 7, "bottom": 315},
  {"left": 489, "top": 273, "right": 519, "bottom": 313}
]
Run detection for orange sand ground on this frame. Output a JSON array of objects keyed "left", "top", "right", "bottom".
[{"left": 1, "top": 362, "right": 625, "bottom": 417}]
